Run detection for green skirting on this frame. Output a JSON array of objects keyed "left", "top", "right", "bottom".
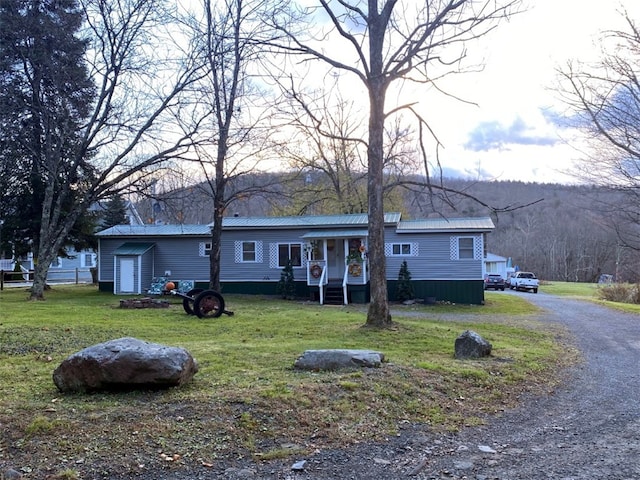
[{"left": 99, "top": 279, "right": 485, "bottom": 305}]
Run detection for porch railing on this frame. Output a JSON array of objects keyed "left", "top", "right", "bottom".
[{"left": 307, "top": 260, "right": 369, "bottom": 305}]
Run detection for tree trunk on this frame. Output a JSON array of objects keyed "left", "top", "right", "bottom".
[
  {"left": 366, "top": 83, "right": 392, "bottom": 327},
  {"left": 209, "top": 204, "right": 223, "bottom": 292},
  {"left": 365, "top": 7, "right": 392, "bottom": 327},
  {"left": 30, "top": 261, "right": 49, "bottom": 300},
  {"left": 209, "top": 127, "right": 228, "bottom": 292}
]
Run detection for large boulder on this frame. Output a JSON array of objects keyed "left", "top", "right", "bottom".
[
  {"left": 294, "top": 349, "right": 385, "bottom": 371},
  {"left": 454, "top": 330, "right": 492, "bottom": 359},
  {"left": 53, "top": 337, "right": 198, "bottom": 393}
]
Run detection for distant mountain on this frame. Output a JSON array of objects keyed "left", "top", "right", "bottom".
[{"left": 136, "top": 175, "right": 636, "bottom": 283}]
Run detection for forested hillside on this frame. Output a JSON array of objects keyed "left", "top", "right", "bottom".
[
  {"left": 402, "top": 179, "right": 633, "bottom": 283},
  {"left": 136, "top": 177, "right": 637, "bottom": 283}
]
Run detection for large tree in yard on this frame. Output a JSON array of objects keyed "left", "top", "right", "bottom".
[
  {"left": 0, "top": 0, "right": 95, "bottom": 274},
  {"left": 0, "top": 0, "right": 205, "bottom": 300},
  {"left": 271, "top": 0, "right": 520, "bottom": 327}
]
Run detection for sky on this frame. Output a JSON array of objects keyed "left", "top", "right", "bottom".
[{"left": 414, "top": 0, "right": 640, "bottom": 184}]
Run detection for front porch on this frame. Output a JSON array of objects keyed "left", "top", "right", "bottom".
[{"left": 302, "top": 233, "right": 369, "bottom": 305}]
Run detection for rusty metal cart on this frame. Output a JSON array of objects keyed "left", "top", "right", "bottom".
[{"left": 169, "top": 288, "right": 234, "bottom": 318}]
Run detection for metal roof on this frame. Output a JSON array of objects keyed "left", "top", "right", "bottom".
[
  {"left": 112, "top": 242, "right": 155, "bottom": 255},
  {"left": 301, "top": 229, "right": 369, "bottom": 239},
  {"left": 96, "top": 214, "right": 493, "bottom": 237},
  {"left": 396, "top": 217, "right": 495, "bottom": 233},
  {"left": 221, "top": 212, "right": 402, "bottom": 229},
  {"left": 97, "top": 213, "right": 402, "bottom": 236},
  {"left": 97, "top": 224, "right": 211, "bottom": 237}
]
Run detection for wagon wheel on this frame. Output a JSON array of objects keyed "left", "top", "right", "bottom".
[
  {"left": 194, "top": 290, "right": 225, "bottom": 319},
  {"left": 182, "top": 288, "right": 204, "bottom": 315}
]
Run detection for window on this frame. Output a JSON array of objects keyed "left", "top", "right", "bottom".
[
  {"left": 242, "top": 241, "right": 256, "bottom": 262},
  {"left": 458, "top": 237, "right": 474, "bottom": 259},
  {"left": 199, "top": 242, "right": 212, "bottom": 257},
  {"left": 278, "top": 243, "right": 302, "bottom": 267},
  {"left": 235, "top": 240, "right": 263, "bottom": 263},
  {"left": 81, "top": 253, "right": 96, "bottom": 268},
  {"left": 385, "top": 242, "right": 418, "bottom": 257},
  {"left": 391, "top": 243, "right": 412, "bottom": 256}
]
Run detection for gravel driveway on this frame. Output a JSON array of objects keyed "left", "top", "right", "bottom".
[{"left": 237, "top": 291, "right": 640, "bottom": 480}]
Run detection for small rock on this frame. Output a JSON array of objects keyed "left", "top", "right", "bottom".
[
  {"left": 291, "top": 460, "right": 306, "bottom": 471},
  {"left": 223, "top": 467, "right": 256, "bottom": 478},
  {"left": 453, "top": 460, "right": 474, "bottom": 470},
  {"left": 455, "top": 330, "right": 492, "bottom": 359},
  {"left": 478, "top": 445, "right": 497, "bottom": 454},
  {"left": 4, "top": 469, "right": 22, "bottom": 479}
]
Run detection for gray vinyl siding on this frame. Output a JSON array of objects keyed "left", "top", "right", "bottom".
[
  {"left": 99, "top": 236, "right": 211, "bottom": 285},
  {"left": 99, "top": 228, "right": 485, "bottom": 285},
  {"left": 219, "top": 228, "right": 309, "bottom": 282},
  {"left": 140, "top": 252, "right": 154, "bottom": 290},
  {"left": 152, "top": 237, "right": 209, "bottom": 281},
  {"left": 98, "top": 239, "right": 118, "bottom": 282},
  {"left": 96, "top": 215, "right": 492, "bottom": 302},
  {"left": 385, "top": 230, "right": 484, "bottom": 281}
]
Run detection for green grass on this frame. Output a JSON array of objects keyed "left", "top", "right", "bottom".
[
  {"left": 541, "top": 280, "right": 640, "bottom": 314},
  {"left": 541, "top": 280, "right": 600, "bottom": 298},
  {"left": 0, "top": 284, "right": 574, "bottom": 478}
]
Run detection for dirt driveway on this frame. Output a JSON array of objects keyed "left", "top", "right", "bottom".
[{"left": 237, "top": 291, "right": 640, "bottom": 480}]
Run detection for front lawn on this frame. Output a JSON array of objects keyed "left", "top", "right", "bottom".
[{"left": 0, "top": 285, "right": 573, "bottom": 478}]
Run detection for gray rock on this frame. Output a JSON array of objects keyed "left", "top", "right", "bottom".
[
  {"left": 291, "top": 460, "right": 307, "bottom": 471},
  {"left": 454, "top": 330, "right": 492, "bottom": 359},
  {"left": 294, "top": 349, "right": 385, "bottom": 371},
  {"left": 3, "top": 469, "right": 22, "bottom": 479},
  {"left": 53, "top": 337, "right": 198, "bottom": 393},
  {"left": 478, "top": 445, "right": 497, "bottom": 453},
  {"left": 223, "top": 467, "right": 256, "bottom": 478}
]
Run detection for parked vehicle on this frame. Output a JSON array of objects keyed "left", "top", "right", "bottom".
[
  {"left": 510, "top": 271, "right": 539, "bottom": 293},
  {"left": 484, "top": 274, "right": 505, "bottom": 291}
]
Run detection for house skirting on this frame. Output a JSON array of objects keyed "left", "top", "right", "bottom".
[
  {"left": 388, "top": 279, "right": 485, "bottom": 305},
  {"left": 98, "top": 279, "right": 484, "bottom": 305}
]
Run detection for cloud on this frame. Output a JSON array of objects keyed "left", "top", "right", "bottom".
[{"left": 464, "top": 117, "right": 559, "bottom": 152}]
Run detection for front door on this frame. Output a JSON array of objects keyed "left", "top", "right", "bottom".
[{"left": 326, "top": 239, "right": 345, "bottom": 281}]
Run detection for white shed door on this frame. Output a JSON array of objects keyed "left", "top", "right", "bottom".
[{"left": 119, "top": 258, "right": 135, "bottom": 293}]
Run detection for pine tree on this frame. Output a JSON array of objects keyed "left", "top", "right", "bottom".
[
  {"left": 276, "top": 260, "right": 296, "bottom": 300},
  {"left": 0, "top": 0, "right": 96, "bottom": 283},
  {"left": 396, "top": 260, "right": 414, "bottom": 302},
  {"left": 102, "top": 195, "right": 130, "bottom": 229}
]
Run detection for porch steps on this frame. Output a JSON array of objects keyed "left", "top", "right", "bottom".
[{"left": 323, "top": 283, "right": 344, "bottom": 305}]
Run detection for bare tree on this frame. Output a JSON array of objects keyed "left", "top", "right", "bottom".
[
  {"left": 558, "top": 11, "right": 640, "bottom": 252},
  {"left": 270, "top": 0, "right": 520, "bottom": 327},
  {"left": 277, "top": 89, "right": 369, "bottom": 214},
  {"left": 276, "top": 85, "right": 415, "bottom": 216},
  {"left": 1, "top": 0, "right": 209, "bottom": 300},
  {"left": 183, "top": 0, "right": 285, "bottom": 292}
]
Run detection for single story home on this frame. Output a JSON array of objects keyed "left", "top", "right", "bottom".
[
  {"left": 96, "top": 212, "right": 495, "bottom": 305},
  {"left": 484, "top": 252, "right": 508, "bottom": 279},
  {"left": 1, "top": 248, "right": 96, "bottom": 284}
]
